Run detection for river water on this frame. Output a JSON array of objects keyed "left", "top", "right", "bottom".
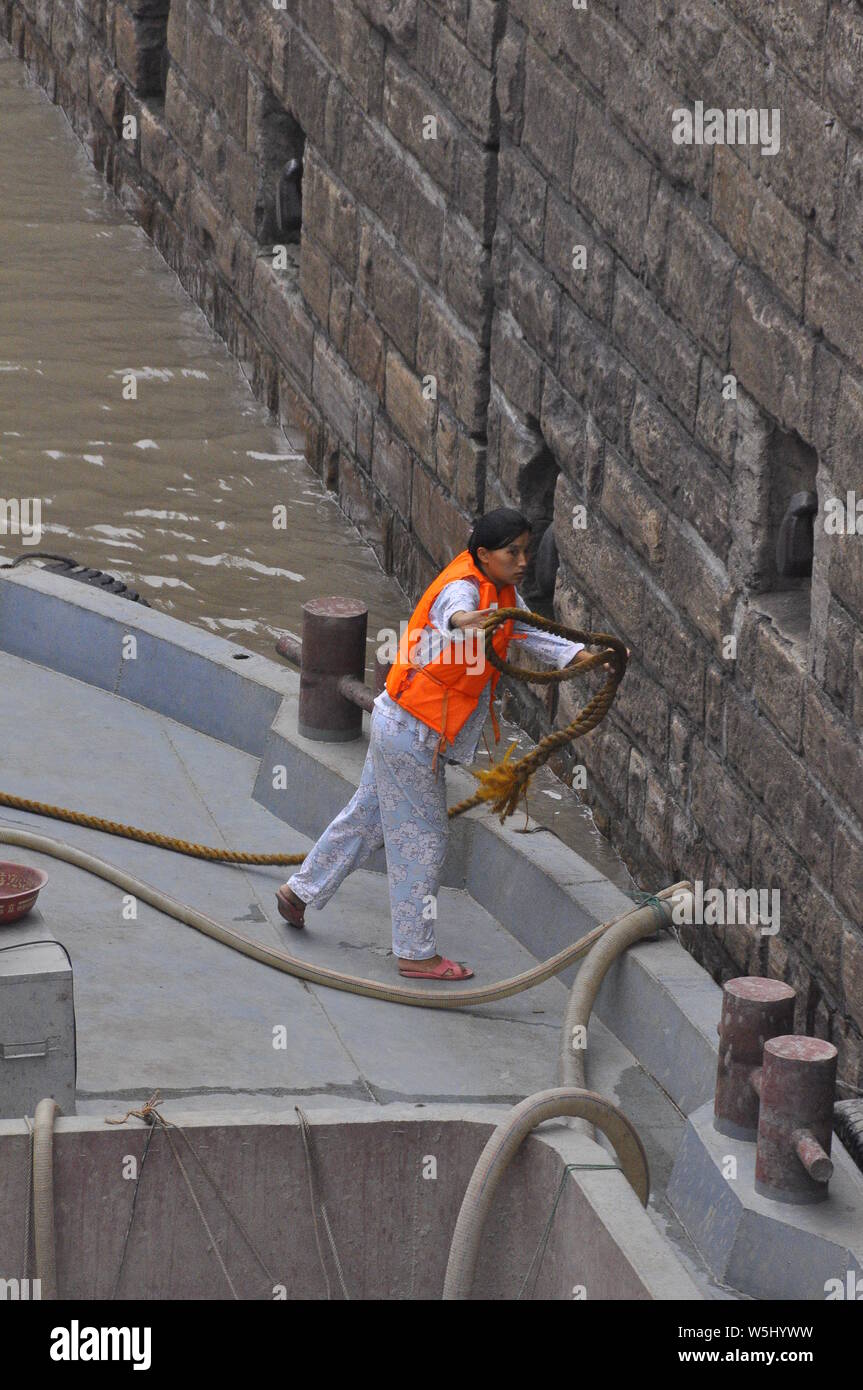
[{"left": 0, "top": 42, "right": 636, "bottom": 893}]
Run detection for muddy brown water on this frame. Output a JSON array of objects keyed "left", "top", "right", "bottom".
[{"left": 0, "top": 43, "right": 636, "bottom": 893}]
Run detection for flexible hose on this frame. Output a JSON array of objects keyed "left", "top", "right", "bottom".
[
  {"left": 32, "top": 1097, "right": 60, "bottom": 1299},
  {"left": 558, "top": 885, "right": 687, "bottom": 1134},
  {"left": 0, "top": 825, "right": 680, "bottom": 1010},
  {"left": 442, "top": 882, "right": 691, "bottom": 1296},
  {"left": 442, "top": 1086, "right": 650, "bottom": 1299}
]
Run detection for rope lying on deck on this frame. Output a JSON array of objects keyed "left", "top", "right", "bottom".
[{"left": 0, "top": 609, "right": 627, "bottom": 860}]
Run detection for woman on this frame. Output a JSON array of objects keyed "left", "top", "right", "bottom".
[{"left": 275, "top": 508, "right": 586, "bottom": 982}]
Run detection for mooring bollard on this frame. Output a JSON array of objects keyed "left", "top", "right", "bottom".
[
  {"left": 714, "top": 977, "right": 797, "bottom": 1140},
  {"left": 276, "top": 603, "right": 391, "bottom": 735},
  {"left": 297, "top": 597, "right": 368, "bottom": 741},
  {"left": 754, "top": 1035, "right": 838, "bottom": 1205}
]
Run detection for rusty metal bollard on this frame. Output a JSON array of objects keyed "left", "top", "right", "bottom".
[
  {"left": 714, "top": 977, "right": 796, "bottom": 1140},
  {"left": 754, "top": 1035, "right": 838, "bottom": 1205},
  {"left": 297, "top": 597, "right": 368, "bottom": 741}
]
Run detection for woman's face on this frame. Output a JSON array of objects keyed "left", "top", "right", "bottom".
[{"left": 476, "top": 530, "right": 531, "bottom": 589}]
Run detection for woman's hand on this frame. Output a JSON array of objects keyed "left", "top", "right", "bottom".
[
  {"left": 567, "top": 646, "right": 632, "bottom": 673},
  {"left": 450, "top": 607, "right": 499, "bottom": 631}
]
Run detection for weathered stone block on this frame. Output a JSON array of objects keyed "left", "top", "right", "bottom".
[
  {"left": 663, "top": 202, "right": 736, "bottom": 359},
  {"left": 690, "top": 741, "right": 752, "bottom": 865},
  {"left": 328, "top": 274, "right": 352, "bottom": 354},
  {"left": 730, "top": 268, "right": 815, "bottom": 442},
  {"left": 490, "top": 310, "right": 542, "bottom": 419},
  {"left": 214, "top": 219, "right": 256, "bottom": 311},
  {"left": 347, "top": 297, "right": 386, "bottom": 397},
  {"left": 544, "top": 190, "right": 614, "bottom": 326},
  {"left": 299, "top": 0, "right": 384, "bottom": 114},
  {"left": 252, "top": 258, "right": 315, "bottom": 390},
  {"left": 436, "top": 408, "right": 484, "bottom": 511},
  {"left": 357, "top": 220, "right": 420, "bottom": 364},
  {"left": 560, "top": 298, "right": 636, "bottom": 448},
  {"left": 371, "top": 414, "right": 412, "bottom": 523},
  {"left": 571, "top": 96, "right": 652, "bottom": 276},
  {"left": 417, "top": 291, "right": 489, "bottom": 433},
  {"left": 140, "top": 101, "right": 190, "bottom": 205},
  {"left": 641, "top": 583, "right": 706, "bottom": 726},
  {"left": 497, "top": 146, "right": 545, "bottom": 258},
  {"left": 313, "top": 335, "right": 358, "bottom": 449},
  {"left": 353, "top": 0, "right": 417, "bottom": 51},
  {"left": 383, "top": 52, "right": 456, "bottom": 195},
  {"left": 507, "top": 241, "right": 558, "bottom": 364},
  {"left": 224, "top": 136, "right": 258, "bottom": 236},
  {"left": 833, "top": 823, "right": 863, "bottom": 923},
  {"left": 521, "top": 38, "right": 575, "bottom": 190},
  {"left": 398, "top": 161, "right": 446, "bottom": 282},
  {"left": 338, "top": 449, "right": 391, "bottom": 570},
  {"left": 441, "top": 217, "right": 493, "bottom": 341},
  {"left": 802, "top": 686, "right": 863, "bottom": 822},
  {"left": 841, "top": 928, "right": 863, "bottom": 1032},
  {"left": 302, "top": 157, "right": 358, "bottom": 281},
  {"left": 826, "top": 3, "right": 863, "bottom": 136},
  {"left": 299, "top": 235, "right": 331, "bottom": 326},
  {"left": 737, "top": 608, "right": 806, "bottom": 749},
  {"left": 711, "top": 146, "right": 805, "bottom": 316},
  {"left": 385, "top": 348, "right": 436, "bottom": 464},
  {"left": 455, "top": 140, "right": 496, "bottom": 245},
  {"left": 540, "top": 377, "right": 596, "bottom": 496},
  {"left": 282, "top": 31, "right": 329, "bottom": 144},
  {"left": 628, "top": 384, "right": 733, "bottom": 559},
  {"left": 600, "top": 446, "right": 666, "bottom": 567},
  {"left": 612, "top": 267, "right": 700, "bottom": 430},
  {"left": 806, "top": 237, "right": 863, "bottom": 369},
  {"left": 165, "top": 65, "right": 203, "bottom": 160},
  {"left": 465, "top": 0, "right": 505, "bottom": 67},
  {"left": 496, "top": 24, "right": 524, "bottom": 142},
  {"left": 661, "top": 512, "right": 735, "bottom": 652},
  {"left": 695, "top": 356, "right": 737, "bottom": 478},
  {"left": 756, "top": 71, "right": 844, "bottom": 249},
  {"left": 410, "top": 463, "right": 469, "bottom": 568},
  {"left": 88, "top": 51, "right": 124, "bottom": 135},
  {"left": 725, "top": 688, "right": 836, "bottom": 883},
  {"left": 556, "top": 474, "right": 645, "bottom": 638},
  {"left": 612, "top": 666, "right": 671, "bottom": 764},
  {"left": 415, "top": 4, "right": 496, "bottom": 143}
]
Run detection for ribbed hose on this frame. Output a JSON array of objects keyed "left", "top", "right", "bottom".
[
  {"left": 0, "top": 825, "right": 674, "bottom": 1011},
  {"left": 443, "top": 881, "right": 692, "bottom": 1298},
  {"left": 32, "top": 1097, "right": 60, "bottom": 1299},
  {"left": 558, "top": 884, "right": 688, "bottom": 1135},
  {"left": 442, "top": 1087, "right": 650, "bottom": 1300}
]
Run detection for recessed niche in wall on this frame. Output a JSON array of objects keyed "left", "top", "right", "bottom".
[
  {"left": 252, "top": 87, "right": 306, "bottom": 280},
  {"left": 747, "top": 424, "right": 819, "bottom": 657},
  {"left": 515, "top": 436, "right": 560, "bottom": 619},
  {"left": 138, "top": 0, "right": 171, "bottom": 104}
]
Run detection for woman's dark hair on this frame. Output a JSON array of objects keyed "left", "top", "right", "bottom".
[{"left": 467, "top": 508, "right": 532, "bottom": 567}]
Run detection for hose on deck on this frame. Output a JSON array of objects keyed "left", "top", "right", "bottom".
[
  {"left": 0, "top": 825, "right": 682, "bottom": 1011},
  {"left": 442, "top": 882, "right": 690, "bottom": 1298},
  {"left": 32, "top": 1098, "right": 60, "bottom": 1300}
]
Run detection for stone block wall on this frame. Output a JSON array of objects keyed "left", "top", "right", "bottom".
[{"left": 2, "top": 0, "right": 861, "bottom": 1087}]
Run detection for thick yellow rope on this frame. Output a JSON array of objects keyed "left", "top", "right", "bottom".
[{"left": 0, "top": 609, "right": 626, "bottom": 862}]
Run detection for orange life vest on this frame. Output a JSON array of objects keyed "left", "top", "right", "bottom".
[{"left": 384, "top": 549, "right": 527, "bottom": 771}]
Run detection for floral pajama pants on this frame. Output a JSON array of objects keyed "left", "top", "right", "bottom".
[{"left": 285, "top": 704, "right": 450, "bottom": 961}]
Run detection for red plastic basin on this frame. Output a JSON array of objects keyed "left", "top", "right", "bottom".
[{"left": 0, "top": 862, "right": 49, "bottom": 924}]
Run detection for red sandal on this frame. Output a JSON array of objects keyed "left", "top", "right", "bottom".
[
  {"left": 398, "top": 957, "right": 474, "bottom": 980},
  {"left": 276, "top": 886, "right": 306, "bottom": 928}
]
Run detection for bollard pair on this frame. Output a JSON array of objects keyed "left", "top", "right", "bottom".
[{"left": 714, "top": 977, "right": 837, "bottom": 1205}]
